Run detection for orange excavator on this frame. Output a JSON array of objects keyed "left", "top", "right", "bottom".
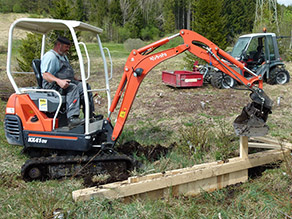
[{"left": 4, "top": 19, "right": 272, "bottom": 181}]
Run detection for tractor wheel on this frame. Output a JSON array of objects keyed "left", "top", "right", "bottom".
[
  {"left": 210, "top": 72, "right": 236, "bottom": 89},
  {"left": 267, "top": 67, "right": 290, "bottom": 85}
]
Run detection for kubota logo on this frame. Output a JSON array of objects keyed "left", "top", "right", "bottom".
[{"left": 149, "top": 53, "right": 167, "bottom": 61}]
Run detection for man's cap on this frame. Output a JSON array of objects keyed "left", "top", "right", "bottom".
[{"left": 57, "top": 36, "right": 71, "bottom": 45}]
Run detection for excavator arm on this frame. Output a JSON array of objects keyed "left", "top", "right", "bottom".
[{"left": 108, "top": 30, "right": 273, "bottom": 143}]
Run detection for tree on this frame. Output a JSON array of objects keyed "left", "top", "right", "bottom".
[
  {"left": 17, "top": 33, "right": 42, "bottom": 72},
  {"left": 50, "top": 0, "right": 79, "bottom": 61},
  {"left": 73, "top": 0, "right": 87, "bottom": 21},
  {"left": 192, "top": 0, "right": 228, "bottom": 49},
  {"left": 50, "top": 0, "right": 74, "bottom": 20},
  {"left": 163, "top": 0, "right": 175, "bottom": 33},
  {"left": 109, "top": 0, "right": 123, "bottom": 25},
  {"left": 88, "top": 0, "right": 108, "bottom": 27},
  {"left": 223, "top": 0, "right": 255, "bottom": 39}
]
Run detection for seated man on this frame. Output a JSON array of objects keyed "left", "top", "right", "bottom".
[{"left": 41, "top": 36, "right": 94, "bottom": 127}]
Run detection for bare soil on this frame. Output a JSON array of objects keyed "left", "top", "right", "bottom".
[{"left": 109, "top": 60, "right": 292, "bottom": 142}]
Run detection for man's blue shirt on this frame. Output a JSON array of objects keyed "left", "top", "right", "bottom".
[{"left": 41, "top": 50, "right": 67, "bottom": 76}]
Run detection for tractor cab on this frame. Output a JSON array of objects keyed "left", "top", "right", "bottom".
[{"left": 231, "top": 33, "right": 290, "bottom": 84}]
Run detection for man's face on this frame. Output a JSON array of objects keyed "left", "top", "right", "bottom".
[{"left": 57, "top": 43, "right": 70, "bottom": 56}]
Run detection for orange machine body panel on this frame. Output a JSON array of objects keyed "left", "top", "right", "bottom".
[{"left": 6, "top": 94, "right": 55, "bottom": 132}]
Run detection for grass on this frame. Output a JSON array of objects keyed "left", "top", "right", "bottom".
[
  {"left": 1, "top": 167, "right": 291, "bottom": 218},
  {"left": 2, "top": 97, "right": 291, "bottom": 218},
  {"left": 84, "top": 42, "right": 130, "bottom": 59}
]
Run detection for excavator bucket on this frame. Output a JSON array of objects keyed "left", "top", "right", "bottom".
[{"left": 233, "top": 89, "right": 273, "bottom": 137}]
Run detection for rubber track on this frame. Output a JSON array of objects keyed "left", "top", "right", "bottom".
[{"left": 21, "top": 152, "right": 133, "bottom": 181}]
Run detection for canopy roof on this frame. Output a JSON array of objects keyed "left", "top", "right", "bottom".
[
  {"left": 239, "top": 33, "right": 276, "bottom": 38},
  {"left": 12, "top": 18, "right": 103, "bottom": 34}
]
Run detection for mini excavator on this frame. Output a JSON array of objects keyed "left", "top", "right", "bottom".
[{"left": 4, "top": 18, "right": 273, "bottom": 181}]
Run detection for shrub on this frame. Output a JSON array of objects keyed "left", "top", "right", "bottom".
[
  {"left": 0, "top": 45, "right": 7, "bottom": 54},
  {"left": 178, "top": 122, "right": 211, "bottom": 161},
  {"left": 12, "top": 3, "right": 23, "bottom": 13},
  {"left": 141, "top": 26, "right": 160, "bottom": 41},
  {"left": 124, "top": 38, "right": 145, "bottom": 52},
  {"left": 213, "top": 119, "right": 238, "bottom": 161},
  {"left": 118, "top": 26, "right": 131, "bottom": 43},
  {"left": 17, "top": 33, "right": 42, "bottom": 72}
]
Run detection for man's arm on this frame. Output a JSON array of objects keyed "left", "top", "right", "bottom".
[{"left": 43, "top": 72, "right": 71, "bottom": 89}]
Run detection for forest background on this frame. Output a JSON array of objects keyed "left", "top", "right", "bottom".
[{"left": 0, "top": 0, "right": 291, "bottom": 53}]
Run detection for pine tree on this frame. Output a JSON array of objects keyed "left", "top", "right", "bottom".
[
  {"left": 109, "top": 0, "right": 122, "bottom": 26},
  {"left": 17, "top": 33, "right": 42, "bottom": 72},
  {"left": 163, "top": 0, "right": 175, "bottom": 33},
  {"left": 223, "top": 0, "right": 255, "bottom": 39},
  {"left": 73, "top": 0, "right": 86, "bottom": 21},
  {"left": 192, "top": 0, "right": 227, "bottom": 49},
  {"left": 50, "top": 0, "right": 74, "bottom": 20},
  {"left": 49, "top": 0, "right": 79, "bottom": 61},
  {"left": 88, "top": 0, "right": 108, "bottom": 27}
]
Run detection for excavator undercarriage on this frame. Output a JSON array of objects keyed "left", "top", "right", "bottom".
[{"left": 21, "top": 150, "right": 132, "bottom": 182}]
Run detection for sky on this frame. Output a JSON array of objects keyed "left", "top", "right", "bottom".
[{"left": 277, "top": 0, "right": 292, "bottom": 6}]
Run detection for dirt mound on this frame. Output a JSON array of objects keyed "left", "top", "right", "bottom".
[
  {"left": 83, "top": 161, "right": 130, "bottom": 188},
  {"left": 116, "top": 140, "right": 173, "bottom": 161}
]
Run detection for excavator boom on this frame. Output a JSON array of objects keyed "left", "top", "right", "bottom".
[{"left": 108, "top": 30, "right": 273, "bottom": 143}]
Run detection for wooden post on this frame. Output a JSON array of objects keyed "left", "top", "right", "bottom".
[{"left": 240, "top": 136, "right": 249, "bottom": 159}]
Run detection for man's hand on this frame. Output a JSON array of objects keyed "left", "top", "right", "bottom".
[
  {"left": 57, "top": 79, "right": 71, "bottom": 89},
  {"left": 43, "top": 72, "right": 71, "bottom": 89}
]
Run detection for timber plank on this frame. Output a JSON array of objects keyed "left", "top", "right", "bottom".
[
  {"left": 248, "top": 142, "right": 280, "bottom": 149},
  {"left": 251, "top": 137, "right": 292, "bottom": 149}
]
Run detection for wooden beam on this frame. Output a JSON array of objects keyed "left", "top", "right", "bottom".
[
  {"left": 248, "top": 142, "right": 280, "bottom": 149},
  {"left": 251, "top": 137, "right": 292, "bottom": 149},
  {"left": 72, "top": 148, "right": 290, "bottom": 202}
]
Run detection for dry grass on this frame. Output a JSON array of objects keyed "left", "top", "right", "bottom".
[{"left": 0, "top": 13, "right": 29, "bottom": 46}]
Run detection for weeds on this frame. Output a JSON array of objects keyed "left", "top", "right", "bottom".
[
  {"left": 279, "top": 139, "right": 292, "bottom": 182},
  {"left": 118, "top": 120, "right": 173, "bottom": 146},
  {"left": 178, "top": 121, "right": 211, "bottom": 161},
  {"left": 213, "top": 118, "right": 238, "bottom": 161},
  {"left": 178, "top": 118, "right": 238, "bottom": 162}
]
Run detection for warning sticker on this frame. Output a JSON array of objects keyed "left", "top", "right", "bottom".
[
  {"left": 119, "top": 111, "right": 126, "bottom": 118},
  {"left": 39, "top": 99, "right": 48, "bottom": 111}
]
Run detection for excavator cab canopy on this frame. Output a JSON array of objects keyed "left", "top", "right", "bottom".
[{"left": 7, "top": 18, "right": 113, "bottom": 134}]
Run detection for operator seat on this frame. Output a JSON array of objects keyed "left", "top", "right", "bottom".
[
  {"left": 32, "top": 59, "right": 43, "bottom": 88},
  {"left": 253, "top": 46, "right": 264, "bottom": 64},
  {"left": 31, "top": 59, "right": 68, "bottom": 127}
]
